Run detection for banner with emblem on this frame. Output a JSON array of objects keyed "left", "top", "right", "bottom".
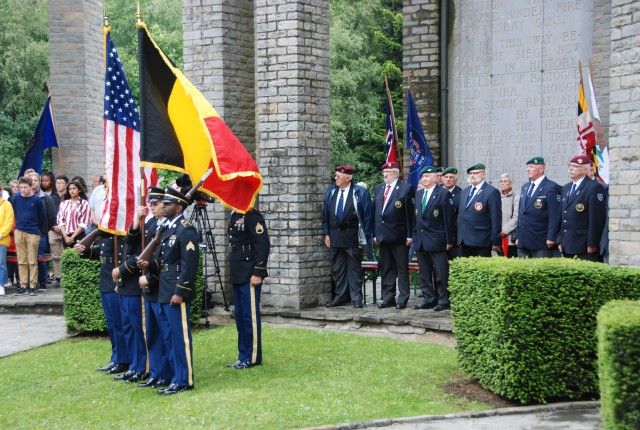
[
  {"left": 586, "top": 60, "right": 608, "bottom": 184},
  {"left": 406, "top": 89, "right": 433, "bottom": 191},
  {"left": 575, "top": 61, "right": 604, "bottom": 182}
]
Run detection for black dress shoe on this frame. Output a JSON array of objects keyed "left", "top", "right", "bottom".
[
  {"left": 152, "top": 379, "right": 170, "bottom": 389},
  {"left": 160, "top": 384, "right": 193, "bottom": 395},
  {"left": 434, "top": 304, "right": 451, "bottom": 312},
  {"left": 138, "top": 377, "right": 158, "bottom": 388},
  {"left": 326, "top": 300, "right": 346, "bottom": 308},
  {"left": 227, "top": 360, "right": 242, "bottom": 368},
  {"left": 126, "top": 373, "right": 149, "bottom": 383},
  {"left": 414, "top": 301, "right": 437, "bottom": 310},
  {"left": 97, "top": 362, "right": 116, "bottom": 372},
  {"left": 395, "top": 303, "right": 406, "bottom": 309},
  {"left": 106, "top": 363, "right": 129, "bottom": 375},
  {"left": 377, "top": 302, "right": 396, "bottom": 308},
  {"left": 353, "top": 302, "right": 363, "bottom": 308},
  {"left": 114, "top": 369, "right": 136, "bottom": 381},
  {"left": 233, "top": 361, "right": 255, "bottom": 369}
]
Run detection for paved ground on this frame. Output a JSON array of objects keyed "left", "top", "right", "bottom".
[{"left": 0, "top": 284, "right": 602, "bottom": 429}]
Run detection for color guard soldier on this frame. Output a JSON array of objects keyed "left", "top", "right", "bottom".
[
  {"left": 557, "top": 155, "right": 606, "bottom": 261},
  {"left": 227, "top": 205, "right": 271, "bottom": 369},
  {"left": 516, "top": 157, "right": 561, "bottom": 258},
  {"left": 155, "top": 187, "right": 199, "bottom": 395}
]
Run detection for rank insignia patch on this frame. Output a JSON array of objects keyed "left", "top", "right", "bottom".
[
  {"left": 186, "top": 241, "right": 196, "bottom": 251},
  {"left": 256, "top": 222, "right": 265, "bottom": 234}
]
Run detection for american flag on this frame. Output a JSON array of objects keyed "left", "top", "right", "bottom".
[
  {"left": 101, "top": 31, "right": 143, "bottom": 235},
  {"left": 385, "top": 98, "right": 397, "bottom": 164}
]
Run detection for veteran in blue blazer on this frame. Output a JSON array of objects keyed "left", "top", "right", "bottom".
[
  {"left": 557, "top": 155, "right": 606, "bottom": 261},
  {"left": 516, "top": 157, "right": 562, "bottom": 258},
  {"left": 456, "top": 163, "right": 502, "bottom": 257}
]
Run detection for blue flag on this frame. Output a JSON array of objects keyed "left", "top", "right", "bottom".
[
  {"left": 406, "top": 89, "right": 432, "bottom": 190},
  {"left": 18, "top": 95, "right": 59, "bottom": 178}
]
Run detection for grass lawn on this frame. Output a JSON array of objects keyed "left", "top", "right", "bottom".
[{"left": 0, "top": 325, "right": 491, "bottom": 429}]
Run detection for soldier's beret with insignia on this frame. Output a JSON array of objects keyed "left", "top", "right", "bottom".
[
  {"left": 442, "top": 167, "right": 458, "bottom": 175},
  {"left": 526, "top": 157, "right": 545, "bottom": 165},
  {"left": 569, "top": 155, "right": 591, "bottom": 165},
  {"left": 381, "top": 161, "right": 399, "bottom": 171},
  {"left": 466, "top": 163, "right": 485, "bottom": 173},
  {"left": 148, "top": 186, "right": 165, "bottom": 203},
  {"left": 420, "top": 166, "right": 437, "bottom": 176},
  {"left": 335, "top": 165, "right": 356, "bottom": 175},
  {"left": 163, "top": 187, "right": 190, "bottom": 207}
]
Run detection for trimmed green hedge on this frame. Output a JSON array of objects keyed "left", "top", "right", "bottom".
[
  {"left": 62, "top": 248, "right": 204, "bottom": 333},
  {"left": 598, "top": 300, "right": 640, "bottom": 430},
  {"left": 449, "top": 257, "right": 640, "bottom": 404}
]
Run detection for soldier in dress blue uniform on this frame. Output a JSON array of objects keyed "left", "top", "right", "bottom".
[
  {"left": 515, "top": 157, "right": 562, "bottom": 258},
  {"left": 456, "top": 163, "right": 502, "bottom": 257},
  {"left": 557, "top": 155, "right": 606, "bottom": 261},
  {"left": 75, "top": 232, "right": 129, "bottom": 375},
  {"left": 227, "top": 204, "right": 270, "bottom": 369},
  {"left": 442, "top": 167, "right": 462, "bottom": 259},
  {"left": 373, "top": 161, "right": 415, "bottom": 309},
  {"left": 130, "top": 187, "right": 171, "bottom": 389},
  {"left": 154, "top": 187, "right": 199, "bottom": 395},
  {"left": 413, "top": 166, "right": 455, "bottom": 311}
]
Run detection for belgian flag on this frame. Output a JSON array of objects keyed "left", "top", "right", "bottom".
[{"left": 138, "top": 23, "right": 262, "bottom": 213}]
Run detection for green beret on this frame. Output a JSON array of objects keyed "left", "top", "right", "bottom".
[
  {"left": 442, "top": 167, "right": 458, "bottom": 175},
  {"left": 466, "top": 163, "right": 485, "bottom": 174},
  {"left": 420, "top": 166, "right": 436, "bottom": 176},
  {"left": 526, "top": 157, "right": 545, "bottom": 165}
]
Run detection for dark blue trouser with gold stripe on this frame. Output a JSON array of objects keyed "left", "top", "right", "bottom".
[
  {"left": 145, "top": 299, "right": 171, "bottom": 381},
  {"left": 159, "top": 302, "right": 194, "bottom": 387},
  {"left": 233, "top": 282, "right": 262, "bottom": 365},
  {"left": 120, "top": 294, "right": 147, "bottom": 374},
  {"left": 100, "top": 291, "right": 128, "bottom": 365}
]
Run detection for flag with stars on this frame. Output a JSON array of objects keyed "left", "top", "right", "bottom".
[{"left": 101, "top": 30, "right": 142, "bottom": 235}]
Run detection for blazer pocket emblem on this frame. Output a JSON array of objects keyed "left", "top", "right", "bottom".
[{"left": 394, "top": 201, "right": 402, "bottom": 208}]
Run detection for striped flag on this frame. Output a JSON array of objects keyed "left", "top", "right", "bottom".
[
  {"left": 100, "top": 29, "right": 142, "bottom": 235},
  {"left": 138, "top": 23, "right": 262, "bottom": 213},
  {"left": 385, "top": 98, "right": 397, "bottom": 164},
  {"left": 586, "top": 65, "right": 609, "bottom": 184}
]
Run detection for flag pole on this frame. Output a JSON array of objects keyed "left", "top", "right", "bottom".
[
  {"left": 385, "top": 75, "right": 404, "bottom": 180},
  {"left": 46, "top": 82, "right": 65, "bottom": 175}
]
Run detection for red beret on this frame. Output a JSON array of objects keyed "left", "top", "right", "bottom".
[
  {"left": 381, "top": 161, "right": 399, "bottom": 170},
  {"left": 335, "top": 165, "right": 355, "bottom": 175},
  {"left": 569, "top": 155, "right": 592, "bottom": 165}
]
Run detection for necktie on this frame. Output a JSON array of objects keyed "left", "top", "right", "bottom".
[
  {"left": 466, "top": 187, "right": 476, "bottom": 207},
  {"left": 336, "top": 190, "right": 345, "bottom": 220},
  {"left": 382, "top": 184, "right": 391, "bottom": 209},
  {"left": 569, "top": 183, "right": 576, "bottom": 198},
  {"left": 421, "top": 190, "right": 428, "bottom": 213},
  {"left": 528, "top": 182, "right": 535, "bottom": 198}
]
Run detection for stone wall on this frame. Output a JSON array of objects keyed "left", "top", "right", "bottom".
[
  {"left": 48, "top": 0, "right": 103, "bottom": 182},
  {"left": 255, "top": 0, "right": 332, "bottom": 308},
  {"left": 403, "top": 0, "right": 441, "bottom": 164},
  {"left": 607, "top": 0, "right": 640, "bottom": 267}
]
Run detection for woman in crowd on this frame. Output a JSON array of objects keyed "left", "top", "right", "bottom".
[
  {"left": 41, "top": 172, "right": 56, "bottom": 196},
  {"left": 57, "top": 181, "right": 91, "bottom": 248},
  {"left": 499, "top": 173, "right": 519, "bottom": 258}
]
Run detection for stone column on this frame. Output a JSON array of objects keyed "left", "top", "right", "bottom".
[
  {"left": 182, "top": 0, "right": 255, "bottom": 304},
  {"left": 607, "top": 1, "right": 640, "bottom": 267},
  {"left": 255, "top": 0, "right": 332, "bottom": 308},
  {"left": 403, "top": 0, "right": 441, "bottom": 163},
  {"left": 48, "top": 0, "right": 104, "bottom": 181}
]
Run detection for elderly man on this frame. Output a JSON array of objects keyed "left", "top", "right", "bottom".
[
  {"left": 413, "top": 166, "right": 454, "bottom": 311},
  {"left": 515, "top": 157, "right": 561, "bottom": 258},
  {"left": 457, "top": 163, "right": 502, "bottom": 257},
  {"left": 322, "top": 166, "right": 373, "bottom": 308},
  {"left": 373, "top": 162, "right": 415, "bottom": 309},
  {"left": 442, "top": 167, "right": 462, "bottom": 259},
  {"left": 557, "top": 155, "right": 606, "bottom": 261}
]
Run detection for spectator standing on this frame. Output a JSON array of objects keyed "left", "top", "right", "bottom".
[
  {"left": 557, "top": 155, "right": 606, "bottom": 261},
  {"left": 11, "top": 177, "right": 46, "bottom": 296},
  {"left": 47, "top": 175, "right": 69, "bottom": 287},
  {"left": 26, "top": 170, "right": 56, "bottom": 292},
  {"left": 58, "top": 181, "right": 91, "bottom": 248},
  {"left": 516, "top": 157, "right": 561, "bottom": 258},
  {"left": 373, "top": 161, "right": 415, "bottom": 309},
  {"left": 0, "top": 181, "right": 15, "bottom": 295},
  {"left": 499, "top": 173, "right": 520, "bottom": 257},
  {"left": 322, "top": 166, "right": 373, "bottom": 308},
  {"left": 41, "top": 172, "right": 56, "bottom": 195},
  {"left": 442, "top": 167, "right": 462, "bottom": 259},
  {"left": 87, "top": 175, "right": 106, "bottom": 234},
  {"left": 456, "top": 163, "right": 502, "bottom": 257}
]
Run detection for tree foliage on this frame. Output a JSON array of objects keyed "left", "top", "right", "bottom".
[{"left": 330, "top": 0, "right": 403, "bottom": 189}]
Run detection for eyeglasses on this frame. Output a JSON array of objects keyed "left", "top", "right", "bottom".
[
  {"left": 568, "top": 164, "right": 587, "bottom": 169},
  {"left": 468, "top": 170, "right": 484, "bottom": 175}
]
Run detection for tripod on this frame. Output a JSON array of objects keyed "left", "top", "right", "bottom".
[{"left": 189, "top": 203, "right": 230, "bottom": 328}]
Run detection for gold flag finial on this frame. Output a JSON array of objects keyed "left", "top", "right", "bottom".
[
  {"left": 103, "top": 6, "right": 110, "bottom": 28},
  {"left": 136, "top": 2, "right": 143, "bottom": 26}
]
